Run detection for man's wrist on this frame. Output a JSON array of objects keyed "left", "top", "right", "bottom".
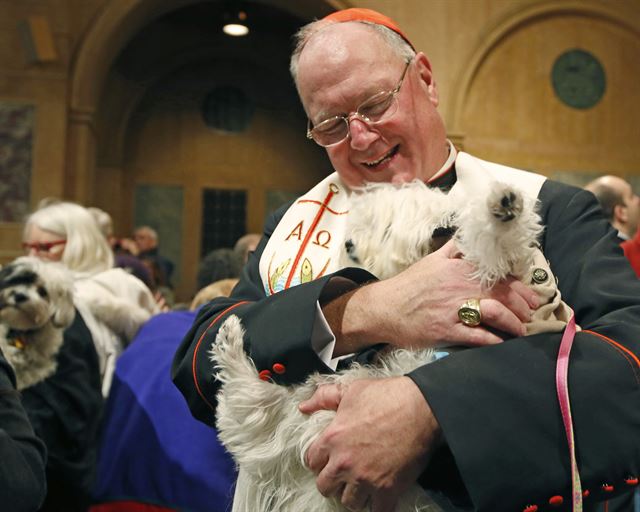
[{"left": 322, "top": 281, "right": 390, "bottom": 356}]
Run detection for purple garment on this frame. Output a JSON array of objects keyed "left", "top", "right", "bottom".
[
  {"left": 92, "top": 311, "right": 236, "bottom": 511},
  {"left": 114, "top": 253, "right": 153, "bottom": 290}
]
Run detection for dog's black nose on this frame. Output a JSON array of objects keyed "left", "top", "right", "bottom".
[{"left": 12, "top": 292, "right": 28, "bottom": 304}]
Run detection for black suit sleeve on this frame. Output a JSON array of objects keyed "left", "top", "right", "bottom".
[
  {"left": 409, "top": 181, "right": 640, "bottom": 511},
  {"left": 172, "top": 204, "right": 373, "bottom": 427},
  {"left": 0, "top": 350, "right": 47, "bottom": 512}
]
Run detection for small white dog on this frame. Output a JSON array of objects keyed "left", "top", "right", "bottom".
[
  {"left": 0, "top": 257, "right": 75, "bottom": 390},
  {"left": 211, "top": 180, "right": 547, "bottom": 512}
]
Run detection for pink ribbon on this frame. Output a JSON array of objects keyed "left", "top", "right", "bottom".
[{"left": 556, "top": 312, "right": 582, "bottom": 511}]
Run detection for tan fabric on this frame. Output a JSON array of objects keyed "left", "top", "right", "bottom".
[{"left": 524, "top": 249, "right": 579, "bottom": 335}]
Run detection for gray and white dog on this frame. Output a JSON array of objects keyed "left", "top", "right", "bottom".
[
  {"left": 211, "top": 179, "right": 549, "bottom": 512},
  {"left": 0, "top": 257, "right": 75, "bottom": 390}
]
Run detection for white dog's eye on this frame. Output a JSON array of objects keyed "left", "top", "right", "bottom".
[{"left": 37, "top": 286, "right": 48, "bottom": 298}]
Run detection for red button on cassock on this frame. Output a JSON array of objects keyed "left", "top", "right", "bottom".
[
  {"left": 258, "top": 369, "right": 272, "bottom": 381},
  {"left": 548, "top": 495, "right": 564, "bottom": 507},
  {"left": 272, "top": 363, "right": 286, "bottom": 374},
  {"left": 602, "top": 484, "right": 614, "bottom": 493},
  {"left": 625, "top": 477, "right": 639, "bottom": 486},
  {"left": 522, "top": 505, "right": 538, "bottom": 512},
  {"left": 582, "top": 490, "right": 590, "bottom": 498}
]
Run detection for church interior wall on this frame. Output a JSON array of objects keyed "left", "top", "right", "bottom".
[{"left": 0, "top": 0, "right": 638, "bottom": 300}]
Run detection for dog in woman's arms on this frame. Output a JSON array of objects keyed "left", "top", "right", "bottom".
[
  {"left": 0, "top": 257, "right": 75, "bottom": 390},
  {"left": 211, "top": 179, "right": 570, "bottom": 512}
]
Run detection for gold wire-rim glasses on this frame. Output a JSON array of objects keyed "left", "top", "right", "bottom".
[{"left": 306, "top": 58, "right": 412, "bottom": 148}]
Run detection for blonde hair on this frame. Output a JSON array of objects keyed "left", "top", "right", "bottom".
[
  {"left": 24, "top": 202, "right": 114, "bottom": 274},
  {"left": 190, "top": 278, "right": 239, "bottom": 310}
]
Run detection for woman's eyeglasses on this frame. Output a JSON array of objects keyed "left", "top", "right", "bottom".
[{"left": 22, "top": 240, "right": 67, "bottom": 253}]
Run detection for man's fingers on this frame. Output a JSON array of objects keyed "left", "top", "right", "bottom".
[
  {"left": 371, "top": 490, "right": 400, "bottom": 512},
  {"left": 448, "top": 323, "right": 504, "bottom": 346},
  {"left": 479, "top": 298, "right": 526, "bottom": 337},
  {"left": 436, "top": 239, "right": 462, "bottom": 259},
  {"left": 315, "top": 461, "right": 346, "bottom": 497},
  {"left": 304, "top": 438, "right": 329, "bottom": 473},
  {"left": 508, "top": 278, "right": 540, "bottom": 309},
  {"left": 341, "top": 482, "right": 370, "bottom": 511},
  {"left": 299, "top": 383, "right": 343, "bottom": 414},
  {"left": 490, "top": 278, "right": 538, "bottom": 319}
]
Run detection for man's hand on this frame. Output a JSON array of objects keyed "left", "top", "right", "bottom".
[
  {"left": 300, "top": 377, "right": 441, "bottom": 512},
  {"left": 325, "top": 240, "right": 539, "bottom": 356}
]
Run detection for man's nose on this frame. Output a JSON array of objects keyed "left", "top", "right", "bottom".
[{"left": 348, "top": 117, "right": 379, "bottom": 150}]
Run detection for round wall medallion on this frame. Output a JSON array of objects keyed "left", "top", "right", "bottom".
[{"left": 551, "top": 49, "right": 606, "bottom": 109}]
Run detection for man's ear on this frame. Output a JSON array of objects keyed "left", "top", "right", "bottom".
[
  {"left": 414, "top": 52, "right": 439, "bottom": 107},
  {"left": 614, "top": 203, "right": 628, "bottom": 224}
]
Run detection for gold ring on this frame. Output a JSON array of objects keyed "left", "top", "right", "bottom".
[{"left": 458, "top": 298, "right": 482, "bottom": 327}]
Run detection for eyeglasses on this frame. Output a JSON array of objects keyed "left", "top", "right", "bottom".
[
  {"left": 22, "top": 240, "right": 67, "bottom": 253},
  {"left": 306, "top": 59, "right": 412, "bottom": 148}
]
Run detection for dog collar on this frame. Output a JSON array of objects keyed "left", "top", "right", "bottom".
[{"left": 7, "top": 329, "right": 31, "bottom": 350}]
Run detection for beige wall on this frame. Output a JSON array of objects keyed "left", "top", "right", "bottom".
[
  {"left": 119, "top": 90, "right": 329, "bottom": 299},
  {"left": 0, "top": 0, "right": 106, "bottom": 262},
  {"left": 1, "top": 0, "right": 639, "bottom": 297}
]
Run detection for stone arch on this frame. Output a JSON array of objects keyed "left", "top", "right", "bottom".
[
  {"left": 66, "top": 0, "right": 349, "bottom": 201},
  {"left": 448, "top": 0, "right": 640, "bottom": 139}
]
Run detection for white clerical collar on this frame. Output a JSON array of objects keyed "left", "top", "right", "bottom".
[{"left": 426, "top": 140, "right": 457, "bottom": 183}]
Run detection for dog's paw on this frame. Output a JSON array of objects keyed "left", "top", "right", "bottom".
[{"left": 488, "top": 186, "right": 523, "bottom": 223}]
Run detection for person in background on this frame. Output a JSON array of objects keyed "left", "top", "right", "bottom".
[
  {"left": 173, "top": 8, "right": 640, "bottom": 512},
  {"left": 195, "top": 248, "right": 243, "bottom": 293},
  {"left": 91, "top": 281, "right": 238, "bottom": 512},
  {"left": 584, "top": 175, "right": 640, "bottom": 240},
  {"left": 23, "top": 202, "right": 160, "bottom": 396},
  {"left": 621, "top": 226, "right": 640, "bottom": 277},
  {"left": 585, "top": 176, "right": 640, "bottom": 277},
  {"left": 87, "top": 207, "right": 154, "bottom": 290},
  {"left": 190, "top": 278, "right": 239, "bottom": 311},
  {"left": 131, "top": 226, "right": 175, "bottom": 289},
  {"left": 0, "top": 348, "right": 47, "bottom": 512},
  {"left": 233, "top": 233, "right": 261, "bottom": 263}
]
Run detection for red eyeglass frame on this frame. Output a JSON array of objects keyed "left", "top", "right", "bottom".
[{"left": 22, "top": 240, "right": 67, "bottom": 252}]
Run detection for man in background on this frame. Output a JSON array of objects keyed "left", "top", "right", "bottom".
[
  {"left": 585, "top": 175, "right": 640, "bottom": 275},
  {"left": 132, "top": 226, "right": 175, "bottom": 288},
  {"left": 584, "top": 175, "right": 640, "bottom": 240}
]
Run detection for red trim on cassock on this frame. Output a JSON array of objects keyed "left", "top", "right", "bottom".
[
  {"left": 192, "top": 301, "right": 249, "bottom": 411},
  {"left": 90, "top": 502, "right": 176, "bottom": 512},
  {"left": 583, "top": 330, "right": 640, "bottom": 370}
]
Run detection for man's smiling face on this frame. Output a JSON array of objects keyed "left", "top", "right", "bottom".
[{"left": 297, "top": 22, "right": 449, "bottom": 188}]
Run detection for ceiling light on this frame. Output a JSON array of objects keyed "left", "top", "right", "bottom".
[{"left": 223, "top": 10, "right": 249, "bottom": 36}]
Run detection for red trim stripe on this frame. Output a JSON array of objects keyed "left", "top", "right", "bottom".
[
  {"left": 284, "top": 188, "right": 336, "bottom": 289},
  {"left": 90, "top": 502, "right": 176, "bottom": 512},
  {"left": 583, "top": 330, "right": 640, "bottom": 368},
  {"left": 192, "top": 302, "right": 249, "bottom": 411}
]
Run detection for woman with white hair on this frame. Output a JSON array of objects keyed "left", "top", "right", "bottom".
[{"left": 23, "top": 201, "right": 159, "bottom": 396}]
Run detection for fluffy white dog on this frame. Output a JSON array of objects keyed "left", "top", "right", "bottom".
[
  {"left": 0, "top": 257, "right": 75, "bottom": 390},
  {"left": 211, "top": 180, "right": 549, "bottom": 512}
]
